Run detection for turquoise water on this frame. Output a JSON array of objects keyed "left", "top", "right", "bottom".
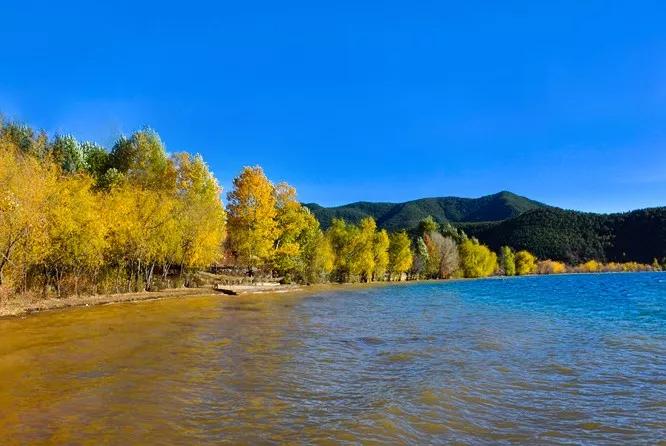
[
  {"left": 1, "top": 273, "right": 665, "bottom": 444},
  {"left": 294, "top": 273, "right": 666, "bottom": 444}
]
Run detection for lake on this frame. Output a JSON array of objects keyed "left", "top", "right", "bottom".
[{"left": 0, "top": 273, "right": 665, "bottom": 444}]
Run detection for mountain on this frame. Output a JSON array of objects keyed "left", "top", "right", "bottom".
[
  {"left": 304, "top": 191, "right": 547, "bottom": 231},
  {"left": 461, "top": 207, "right": 666, "bottom": 264},
  {"left": 306, "top": 192, "right": 666, "bottom": 264}
]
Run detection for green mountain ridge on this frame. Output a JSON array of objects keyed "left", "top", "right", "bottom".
[
  {"left": 462, "top": 206, "right": 666, "bottom": 264},
  {"left": 306, "top": 192, "right": 666, "bottom": 264},
  {"left": 304, "top": 191, "right": 547, "bottom": 231}
]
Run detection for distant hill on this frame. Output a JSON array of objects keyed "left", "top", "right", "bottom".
[
  {"left": 306, "top": 192, "right": 666, "bottom": 264},
  {"left": 304, "top": 191, "right": 547, "bottom": 231},
  {"left": 462, "top": 207, "right": 666, "bottom": 264}
]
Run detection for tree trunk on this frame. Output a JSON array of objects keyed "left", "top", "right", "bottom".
[{"left": 145, "top": 263, "right": 155, "bottom": 291}]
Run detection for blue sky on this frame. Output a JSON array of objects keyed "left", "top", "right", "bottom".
[{"left": 2, "top": 1, "right": 666, "bottom": 212}]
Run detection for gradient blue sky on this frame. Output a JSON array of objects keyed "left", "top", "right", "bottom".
[{"left": 2, "top": 1, "right": 666, "bottom": 212}]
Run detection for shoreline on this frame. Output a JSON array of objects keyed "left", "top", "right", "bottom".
[
  {"left": 0, "top": 281, "right": 395, "bottom": 319},
  {"left": 0, "top": 284, "right": 307, "bottom": 319},
  {"left": 1, "top": 270, "right": 661, "bottom": 319}
]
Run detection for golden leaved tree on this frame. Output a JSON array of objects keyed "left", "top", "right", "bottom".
[
  {"left": 515, "top": 250, "right": 537, "bottom": 276},
  {"left": 105, "top": 186, "right": 166, "bottom": 291},
  {"left": 43, "top": 175, "right": 107, "bottom": 295},
  {"left": 272, "top": 182, "right": 330, "bottom": 282},
  {"left": 173, "top": 153, "right": 226, "bottom": 276},
  {"left": 388, "top": 231, "right": 413, "bottom": 281},
  {"left": 0, "top": 139, "right": 53, "bottom": 288},
  {"left": 227, "top": 166, "right": 278, "bottom": 274},
  {"left": 352, "top": 217, "right": 378, "bottom": 282},
  {"left": 373, "top": 229, "right": 390, "bottom": 281},
  {"left": 459, "top": 239, "right": 497, "bottom": 278},
  {"left": 272, "top": 182, "right": 308, "bottom": 278}
]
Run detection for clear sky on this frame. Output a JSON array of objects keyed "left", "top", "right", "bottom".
[{"left": 2, "top": 1, "right": 665, "bottom": 212}]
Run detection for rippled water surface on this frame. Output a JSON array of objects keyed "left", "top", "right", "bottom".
[{"left": 1, "top": 273, "right": 665, "bottom": 445}]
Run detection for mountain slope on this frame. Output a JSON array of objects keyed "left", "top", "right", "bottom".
[
  {"left": 304, "top": 191, "right": 547, "bottom": 231},
  {"left": 307, "top": 192, "right": 666, "bottom": 264},
  {"left": 462, "top": 207, "right": 666, "bottom": 264}
]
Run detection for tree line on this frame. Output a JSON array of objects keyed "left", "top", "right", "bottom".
[
  {"left": 0, "top": 121, "right": 225, "bottom": 296},
  {"left": 0, "top": 120, "right": 662, "bottom": 299}
]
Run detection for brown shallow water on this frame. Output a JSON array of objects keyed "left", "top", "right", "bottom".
[{"left": 0, "top": 274, "right": 665, "bottom": 444}]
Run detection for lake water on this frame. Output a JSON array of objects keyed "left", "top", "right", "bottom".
[{"left": 0, "top": 273, "right": 665, "bottom": 445}]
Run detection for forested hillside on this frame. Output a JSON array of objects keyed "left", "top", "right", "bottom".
[
  {"left": 463, "top": 207, "right": 666, "bottom": 264},
  {"left": 305, "top": 191, "right": 546, "bottom": 230},
  {"left": 310, "top": 197, "right": 666, "bottom": 265}
]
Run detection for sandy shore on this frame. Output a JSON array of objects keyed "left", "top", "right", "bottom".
[{"left": 0, "top": 283, "right": 306, "bottom": 318}]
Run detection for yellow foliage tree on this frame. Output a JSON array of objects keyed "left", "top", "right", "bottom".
[
  {"left": 105, "top": 185, "right": 179, "bottom": 291},
  {"left": 272, "top": 182, "right": 329, "bottom": 282},
  {"left": 537, "top": 260, "right": 567, "bottom": 274},
  {"left": 272, "top": 183, "right": 308, "bottom": 278},
  {"left": 578, "top": 259, "right": 601, "bottom": 273},
  {"left": 226, "top": 166, "right": 278, "bottom": 273},
  {"left": 327, "top": 218, "right": 353, "bottom": 282},
  {"left": 0, "top": 141, "right": 53, "bottom": 288},
  {"left": 373, "top": 229, "right": 390, "bottom": 281},
  {"left": 515, "top": 250, "right": 537, "bottom": 276},
  {"left": 388, "top": 231, "right": 413, "bottom": 281},
  {"left": 43, "top": 175, "right": 108, "bottom": 295},
  {"left": 352, "top": 217, "right": 378, "bottom": 282},
  {"left": 458, "top": 239, "right": 497, "bottom": 278},
  {"left": 301, "top": 221, "right": 335, "bottom": 283},
  {"left": 173, "top": 153, "right": 226, "bottom": 273},
  {"left": 327, "top": 217, "right": 386, "bottom": 283}
]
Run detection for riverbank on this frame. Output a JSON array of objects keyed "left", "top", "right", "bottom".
[{"left": 0, "top": 283, "right": 306, "bottom": 318}]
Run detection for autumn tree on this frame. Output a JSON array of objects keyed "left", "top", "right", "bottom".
[
  {"left": 173, "top": 153, "right": 226, "bottom": 277},
  {"left": 43, "top": 175, "right": 107, "bottom": 295},
  {"left": 537, "top": 260, "right": 567, "bottom": 274},
  {"left": 351, "top": 217, "right": 378, "bottom": 282},
  {"left": 272, "top": 182, "right": 306, "bottom": 279},
  {"left": 373, "top": 229, "right": 390, "bottom": 281},
  {"left": 326, "top": 217, "right": 387, "bottom": 283},
  {"left": 105, "top": 185, "right": 179, "bottom": 291},
  {"left": 438, "top": 235, "right": 460, "bottom": 278},
  {"left": 327, "top": 218, "right": 353, "bottom": 282},
  {"left": 227, "top": 166, "right": 278, "bottom": 274},
  {"left": 272, "top": 182, "right": 328, "bottom": 282},
  {"left": 0, "top": 139, "right": 53, "bottom": 288},
  {"left": 300, "top": 223, "right": 334, "bottom": 284},
  {"left": 109, "top": 129, "right": 176, "bottom": 191},
  {"left": 459, "top": 239, "right": 497, "bottom": 278},
  {"left": 422, "top": 232, "right": 460, "bottom": 279},
  {"left": 424, "top": 232, "right": 443, "bottom": 278},
  {"left": 515, "top": 250, "right": 537, "bottom": 276},
  {"left": 388, "top": 231, "right": 413, "bottom": 281}
]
